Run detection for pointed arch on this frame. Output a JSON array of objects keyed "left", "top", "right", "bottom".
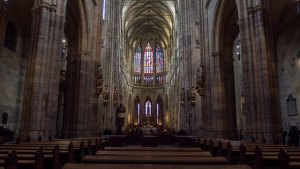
[
  {"left": 77, "top": 0, "right": 90, "bottom": 50},
  {"left": 144, "top": 43, "right": 153, "bottom": 74},
  {"left": 133, "top": 44, "right": 142, "bottom": 73},
  {"left": 212, "top": 0, "right": 240, "bottom": 52},
  {"left": 155, "top": 95, "right": 164, "bottom": 126},
  {"left": 155, "top": 44, "right": 164, "bottom": 73},
  {"left": 128, "top": 94, "right": 132, "bottom": 124},
  {"left": 144, "top": 96, "right": 152, "bottom": 117},
  {"left": 134, "top": 96, "right": 141, "bottom": 125}
]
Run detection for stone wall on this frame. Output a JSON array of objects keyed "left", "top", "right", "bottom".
[
  {"left": 277, "top": 18, "right": 300, "bottom": 130},
  {"left": 0, "top": 20, "right": 24, "bottom": 132}
]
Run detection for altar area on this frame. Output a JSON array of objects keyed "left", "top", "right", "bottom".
[
  {"left": 140, "top": 116, "right": 158, "bottom": 135},
  {"left": 141, "top": 126, "right": 157, "bottom": 135}
]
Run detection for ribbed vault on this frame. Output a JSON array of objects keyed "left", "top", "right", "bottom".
[{"left": 122, "top": 0, "right": 175, "bottom": 48}]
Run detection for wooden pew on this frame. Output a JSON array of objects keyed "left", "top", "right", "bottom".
[
  {"left": 202, "top": 138, "right": 210, "bottom": 151},
  {"left": 0, "top": 145, "right": 60, "bottom": 169},
  {"left": 104, "top": 146, "right": 202, "bottom": 152},
  {"left": 63, "top": 163, "right": 252, "bottom": 169},
  {"left": 208, "top": 139, "right": 221, "bottom": 156},
  {"left": 0, "top": 150, "right": 17, "bottom": 169},
  {"left": 221, "top": 140, "right": 241, "bottom": 164},
  {"left": 279, "top": 148, "right": 300, "bottom": 169},
  {"left": 240, "top": 144, "right": 288, "bottom": 169},
  {"left": 25, "top": 140, "right": 79, "bottom": 163},
  {"left": 95, "top": 150, "right": 212, "bottom": 157},
  {"left": 54, "top": 137, "right": 99, "bottom": 155},
  {"left": 0, "top": 146, "right": 43, "bottom": 169},
  {"left": 82, "top": 155, "right": 228, "bottom": 165},
  {"left": 2, "top": 141, "right": 73, "bottom": 166}
]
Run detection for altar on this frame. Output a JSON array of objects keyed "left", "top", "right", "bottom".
[{"left": 142, "top": 126, "right": 157, "bottom": 135}]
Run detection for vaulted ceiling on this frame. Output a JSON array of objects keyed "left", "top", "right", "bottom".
[{"left": 122, "top": 0, "right": 176, "bottom": 48}]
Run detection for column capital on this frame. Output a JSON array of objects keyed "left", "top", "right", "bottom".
[
  {"left": 31, "top": 2, "right": 57, "bottom": 13},
  {"left": 247, "top": 5, "right": 265, "bottom": 15}
]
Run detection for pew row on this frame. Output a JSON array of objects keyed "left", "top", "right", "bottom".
[
  {"left": 104, "top": 147, "right": 202, "bottom": 151},
  {"left": 63, "top": 163, "right": 252, "bottom": 169},
  {"left": 82, "top": 155, "right": 228, "bottom": 165},
  {"left": 0, "top": 150, "right": 17, "bottom": 169},
  {"left": 96, "top": 150, "right": 212, "bottom": 157}
]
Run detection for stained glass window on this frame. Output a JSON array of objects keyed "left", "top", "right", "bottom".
[
  {"left": 145, "top": 100, "right": 151, "bottom": 116},
  {"left": 138, "top": 103, "right": 140, "bottom": 124},
  {"left": 156, "top": 103, "right": 159, "bottom": 124},
  {"left": 102, "top": 0, "right": 106, "bottom": 19},
  {"left": 134, "top": 44, "right": 142, "bottom": 73},
  {"left": 156, "top": 45, "right": 164, "bottom": 73},
  {"left": 144, "top": 43, "right": 153, "bottom": 74}
]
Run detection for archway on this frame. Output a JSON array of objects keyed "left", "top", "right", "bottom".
[
  {"left": 133, "top": 96, "right": 141, "bottom": 126},
  {"left": 164, "top": 94, "right": 169, "bottom": 127},
  {"left": 155, "top": 95, "right": 164, "bottom": 129},
  {"left": 142, "top": 96, "right": 154, "bottom": 127},
  {"left": 212, "top": 0, "right": 239, "bottom": 138},
  {"left": 61, "top": 0, "right": 84, "bottom": 138}
]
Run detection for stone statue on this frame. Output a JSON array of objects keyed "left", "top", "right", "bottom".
[
  {"left": 103, "top": 85, "right": 109, "bottom": 106},
  {"left": 180, "top": 88, "right": 185, "bottom": 107},
  {"left": 196, "top": 65, "right": 204, "bottom": 96},
  {"left": 241, "top": 95, "right": 245, "bottom": 114},
  {"left": 96, "top": 64, "right": 103, "bottom": 96},
  {"left": 190, "top": 86, "right": 196, "bottom": 107},
  {"left": 113, "top": 87, "right": 118, "bottom": 107}
]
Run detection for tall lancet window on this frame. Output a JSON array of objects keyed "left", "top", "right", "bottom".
[
  {"left": 155, "top": 45, "right": 164, "bottom": 73},
  {"left": 145, "top": 100, "right": 152, "bottom": 116},
  {"left": 144, "top": 43, "right": 153, "bottom": 74},
  {"left": 102, "top": 0, "right": 106, "bottom": 19},
  {"left": 133, "top": 44, "right": 142, "bottom": 73}
]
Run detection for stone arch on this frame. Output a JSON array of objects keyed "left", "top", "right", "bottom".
[
  {"left": 128, "top": 94, "right": 132, "bottom": 124},
  {"left": 164, "top": 93, "right": 169, "bottom": 127},
  {"left": 212, "top": 0, "right": 240, "bottom": 52},
  {"left": 133, "top": 95, "right": 141, "bottom": 125},
  {"left": 155, "top": 95, "right": 164, "bottom": 127},
  {"left": 144, "top": 96, "right": 153, "bottom": 116},
  {"left": 61, "top": 0, "right": 95, "bottom": 138},
  {"left": 210, "top": 0, "right": 240, "bottom": 138}
]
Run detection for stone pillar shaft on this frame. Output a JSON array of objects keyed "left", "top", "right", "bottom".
[
  {"left": 20, "top": 1, "right": 65, "bottom": 141},
  {"left": 239, "top": 4, "right": 281, "bottom": 142}
]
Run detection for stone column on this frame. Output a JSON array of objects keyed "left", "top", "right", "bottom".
[
  {"left": 101, "top": 0, "right": 120, "bottom": 131},
  {"left": 239, "top": 3, "right": 281, "bottom": 143},
  {"left": 20, "top": 0, "right": 66, "bottom": 141},
  {"left": 178, "top": 0, "right": 195, "bottom": 133},
  {"left": 210, "top": 52, "right": 226, "bottom": 138},
  {"left": 63, "top": 0, "right": 103, "bottom": 138}
]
